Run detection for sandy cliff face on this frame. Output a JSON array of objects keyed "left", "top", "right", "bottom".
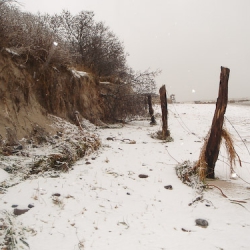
[{"left": 0, "top": 49, "right": 104, "bottom": 140}]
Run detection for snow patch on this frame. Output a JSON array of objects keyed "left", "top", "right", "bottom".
[
  {"left": 0, "top": 169, "right": 9, "bottom": 182},
  {"left": 5, "top": 48, "right": 20, "bottom": 56},
  {"left": 71, "top": 69, "right": 88, "bottom": 78}
]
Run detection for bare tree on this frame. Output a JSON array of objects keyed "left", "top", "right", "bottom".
[
  {"left": 55, "top": 11, "right": 127, "bottom": 77},
  {"left": 88, "top": 22, "right": 127, "bottom": 77},
  {"left": 0, "top": 4, "right": 72, "bottom": 65},
  {"left": 128, "top": 68, "right": 162, "bottom": 95},
  {"left": 100, "top": 67, "right": 161, "bottom": 122},
  {"left": 57, "top": 10, "right": 95, "bottom": 63}
]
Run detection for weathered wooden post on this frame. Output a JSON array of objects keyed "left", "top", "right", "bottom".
[
  {"left": 159, "top": 85, "right": 169, "bottom": 139},
  {"left": 147, "top": 95, "right": 156, "bottom": 125},
  {"left": 204, "top": 66, "right": 230, "bottom": 178}
]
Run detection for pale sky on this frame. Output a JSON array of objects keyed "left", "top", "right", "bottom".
[{"left": 20, "top": 0, "right": 250, "bottom": 102}]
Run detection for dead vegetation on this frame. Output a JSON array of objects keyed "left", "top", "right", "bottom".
[
  {"left": 150, "top": 130, "right": 173, "bottom": 142},
  {"left": 221, "top": 128, "right": 242, "bottom": 169},
  {"left": 175, "top": 125, "right": 243, "bottom": 209},
  {"left": 0, "top": 115, "right": 101, "bottom": 190},
  {"left": 176, "top": 161, "right": 205, "bottom": 193},
  {"left": 195, "top": 127, "right": 241, "bottom": 181},
  {"left": 0, "top": 210, "right": 33, "bottom": 250}
]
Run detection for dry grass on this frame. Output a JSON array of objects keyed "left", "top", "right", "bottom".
[
  {"left": 195, "top": 133, "right": 209, "bottom": 181},
  {"left": 221, "top": 127, "right": 242, "bottom": 169},
  {"left": 52, "top": 196, "right": 65, "bottom": 209},
  {"left": 196, "top": 127, "right": 241, "bottom": 181}
]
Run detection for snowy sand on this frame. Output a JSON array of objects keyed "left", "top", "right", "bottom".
[{"left": 1, "top": 103, "right": 250, "bottom": 250}]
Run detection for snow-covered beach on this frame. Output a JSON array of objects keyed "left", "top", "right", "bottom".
[{"left": 1, "top": 103, "right": 250, "bottom": 250}]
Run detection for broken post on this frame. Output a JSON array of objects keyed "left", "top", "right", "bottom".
[
  {"left": 204, "top": 66, "right": 230, "bottom": 178},
  {"left": 147, "top": 95, "right": 156, "bottom": 125},
  {"left": 159, "top": 85, "right": 169, "bottom": 139}
]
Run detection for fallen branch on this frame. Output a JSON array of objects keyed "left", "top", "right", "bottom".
[{"left": 207, "top": 184, "right": 247, "bottom": 204}]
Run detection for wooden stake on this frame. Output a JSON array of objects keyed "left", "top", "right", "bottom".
[
  {"left": 147, "top": 95, "right": 156, "bottom": 125},
  {"left": 159, "top": 85, "right": 169, "bottom": 138},
  {"left": 204, "top": 66, "right": 230, "bottom": 178}
]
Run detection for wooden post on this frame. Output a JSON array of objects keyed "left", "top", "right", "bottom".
[
  {"left": 147, "top": 95, "right": 156, "bottom": 125},
  {"left": 204, "top": 66, "right": 230, "bottom": 178},
  {"left": 159, "top": 85, "right": 169, "bottom": 138}
]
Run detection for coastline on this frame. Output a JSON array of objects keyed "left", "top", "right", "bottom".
[{"left": 229, "top": 100, "right": 250, "bottom": 106}]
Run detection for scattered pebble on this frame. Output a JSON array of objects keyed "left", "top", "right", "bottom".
[
  {"left": 11, "top": 204, "right": 18, "bottom": 208},
  {"left": 195, "top": 219, "right": 209, "bottom": 228},
  {"left": 50, "top": 174, "right": 60, "bottom": 178},
  {"left": 107, "top": 137, "right": 114, "bottom": 141},
  {"left": 138, "top": 174, "right": 148, "bottom": 178},
  {"left": 85, "top": 161, "right": 91, "bottom": 165},
  {"left": 28, "top": 204, "right": 34, "bottom": 208},
  {"left": 164, "top": 185, "right": 173, "bottom": 190},
  {"left": 14, "top": 208, "right": 29, "bottom": 216},
  {"left": 52, "top": 193, "right": 61, "bottom": 197},
  {"left": 14, "top": 145, "right": 23, "bottom": 150}
]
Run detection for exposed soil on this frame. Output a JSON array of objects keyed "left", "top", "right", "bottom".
[{"left": 0, "top": 48, "right": 104, "bottom": 141}]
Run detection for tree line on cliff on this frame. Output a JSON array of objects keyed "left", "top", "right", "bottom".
[{"left": 0, "top": 0, "right": 160, "bottom": 95}]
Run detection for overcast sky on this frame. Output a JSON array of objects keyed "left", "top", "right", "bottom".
[{"left": 20, "top": 0, "right": 250, "bottom": 102}]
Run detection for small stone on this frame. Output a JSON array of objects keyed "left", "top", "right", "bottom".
[
  {"left": 91, "top": 157, "right": 96, "bottom": 160},
  {"left": 126, "top": 192, "right": 131, "bottom": 195},
  {"left": 50, "top": 174, "right": 60, "bottom": 178},
  {"left": 52, "top": 193, "right": 61, "bottom": 197},
  {"left": 164, "top": 185, "right": 173, "bottom": 190},
  {"left": 14, "top": 208, "right": 29, "bottom": 216},
  {"left": 15, "top": 145, "right": 23, "bottom": 150},
  {"left": 11, "top": 204, "right": 18, "bottom": 208},
  {"left": 85, "top": 161, "right": 91, "bottom": 165},
  {"left": 138, "top": 174, "right": 148, "bottom": 178},
  {"left": 107, "top": 137, "right": 114, "bottom": 141},
  {"left": 195, "top": 219, "right": 209, "bottom": 228},
  {"left": 28, "top": 204, "right": 34, "bottom": 208}
]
